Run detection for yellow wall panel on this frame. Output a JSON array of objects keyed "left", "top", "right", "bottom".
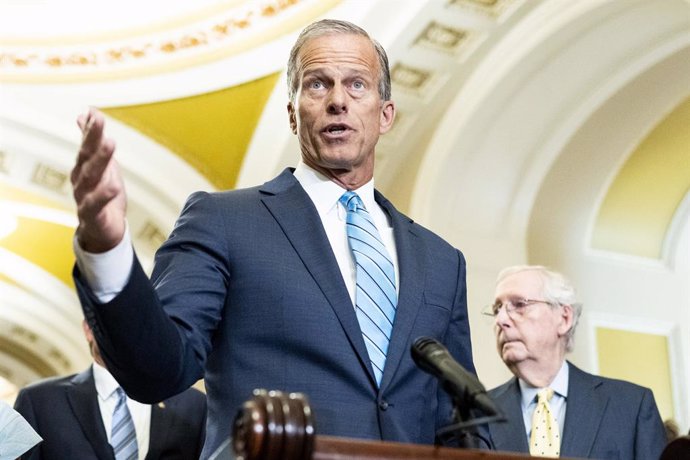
[
  {"left": 596, "top": 327, "right": 673, "bottom": 421},
  {"left": 592, "top": 96, "right": 690, "bottom": 258},
  {"left": 0, "top": 217, "right": 75, "bottom": 287},
  {"left": 105, "top": 73, "right": 281, "bottom": 190}
]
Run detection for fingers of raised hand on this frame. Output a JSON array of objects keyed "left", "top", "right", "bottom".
[
  {"left": 71, "top": 110, "right": 127, "bottom": 250},
  {"left": 76, "top": 109, "right": 107, "bottom": 164},
  {"left": 73, "top": 158, "right": 127, "bottom": 253},
  {"left": 71, "top": 136, "right": 118, "bottom": 199}
]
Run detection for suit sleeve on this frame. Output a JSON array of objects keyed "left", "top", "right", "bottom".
[
  {"left": 74, "top": 191, "right": 229, "bottom": 403},
  {"left": 634, "top": 388, "right": 666, "bottom": 460}
]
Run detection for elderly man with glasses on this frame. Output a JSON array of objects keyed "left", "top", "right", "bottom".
[{"left": 481, "top": 265, "right": 665, "bottom": 459}]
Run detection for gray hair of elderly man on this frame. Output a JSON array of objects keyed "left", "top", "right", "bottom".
[
  {"left": 496, "top": 265, "right": 583, "bottom": 352},
  {"left": 286, "top": 18, "right": 392, "bottom": 104}
]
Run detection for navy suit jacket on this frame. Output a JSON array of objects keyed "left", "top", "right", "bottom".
[
  {"left": 74, "top": 168, "right": 475, "bottom": 458},
  {"left": 14, "top": 368, "right": 206, "bottom": 459},
  {"left": 484, "top": 362, "right": 666, "bottom": 459}
]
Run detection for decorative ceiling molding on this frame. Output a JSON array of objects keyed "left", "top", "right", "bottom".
[
  {"left": 0, "top": 0, "right": 340, "bottom": 82},
  {"left": 412, "top": 0, "right": 690, "bottom": 251},
  {"left": 448, "top": 0, "right": 516, "bottom": 19},
  {"left": 413, "top": 20, "right": 482, "bottom": 62},
  {"left": 391, "top": 63, "right": 433, "bottom": 94},
  {"left": 137, "top": 221, "right": 169, "bottom": 253},
  {"left": 31, "top": 163, "right": 70, "bottom": 195},
  {"left": 0, "top": 335, "right": 62, "bottom": 379},
  {"left": 0, "top": 151, "right": 9, "bottom": 173},
  {"left": 0, "top": 280, "right": 90, "bottom": 386}
]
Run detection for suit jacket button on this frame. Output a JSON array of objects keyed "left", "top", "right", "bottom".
[{"left": 378, "top": 400, "right": 389, "bottom": 411}]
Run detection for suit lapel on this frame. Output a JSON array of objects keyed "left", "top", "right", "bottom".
[
  {"left": 375, "top": 192, "right": 425, "bottom": 391},
  {"left": 560, "top": 362, "right": 607, "bottom": 457},
  {"left": 260, "top": 169, "right": 375, "bottom": 384},
  {"left": 67, "top": 368, "right": 115, "bottom": 459},
  {"left": 489, "top": 379, "right": 530, "bottom": 452}
]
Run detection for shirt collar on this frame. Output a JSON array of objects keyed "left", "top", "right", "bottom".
[
  {"left": 518, "top": 360, "right": 569, "bottom": 407},
  {"left": 293, "top": 161, "right": 376, "bottom": 214},
  {"left": 92, "top": 362, "right": 120, "bottom": 400}
]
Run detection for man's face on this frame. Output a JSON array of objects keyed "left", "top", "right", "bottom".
[
  {"left": 493, "top": 271, "right": 571, "bottom": 369},
  {"left": 287, "top": 33, "right": 394, "bottom": 185}
]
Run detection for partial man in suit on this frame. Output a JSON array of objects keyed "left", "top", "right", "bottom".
[
  {"left": 482, "top": 265, "right": 665, "bottom": 458},
  {"left": 14, "top": 321, "right": 206, "bottom": 459},
  {"left": 69, "top": 18, "right": 475, "bottom": 458}
]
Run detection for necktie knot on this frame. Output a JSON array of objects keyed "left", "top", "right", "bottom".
[
  {"left": 537, "top": 387, "right": 554, "bottom": 403},
  {"left": 340, "top": 190, "right": 364, "bottom": 212}
]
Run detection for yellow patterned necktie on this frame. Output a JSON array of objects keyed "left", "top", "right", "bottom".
[{"left": 529, "top": 388, "right": 560, "bottom": 457}]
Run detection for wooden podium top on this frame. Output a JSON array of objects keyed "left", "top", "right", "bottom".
[
  {"left": 315, "top": 435, "right": 544, "bottom": 460},
  {"left": 231, "top": 389, "right": 581, "bottom": 460}
]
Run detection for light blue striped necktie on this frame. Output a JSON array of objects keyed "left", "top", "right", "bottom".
[
  {"left": 340, "top": 191, "right": 397, "bottom": 386},
  {"left": 111, "top": 387, "right": 138, "bottom": 460}
]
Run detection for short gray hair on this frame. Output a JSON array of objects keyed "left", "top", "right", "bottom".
[
  {"left": 496, "top": 265, "right": 583, "bottom": 352},
  {"left": 286, "top": 19, "right": 392, "bottom": 103}
]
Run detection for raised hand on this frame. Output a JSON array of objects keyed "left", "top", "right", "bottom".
[{"left": 71, "top": 108, "right": 127, "bottom": 253}]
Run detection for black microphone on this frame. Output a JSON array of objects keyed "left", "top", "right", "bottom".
[{"left": 411, "top": 336, "right": 501, "bottom": 416}]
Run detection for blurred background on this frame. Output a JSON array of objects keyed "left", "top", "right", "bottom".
[{"left": 1, "top": 0, "right": 688, "bottom": 434}]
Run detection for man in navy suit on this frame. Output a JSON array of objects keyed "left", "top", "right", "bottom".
[
  {"left": 482, "top": 265, "right": 665, "bottom": 458},
  {"left": 14, "top": 321, "right": 206, "bottom": 459},
  {"left": 69, "top": 19, "right": 475, "bottom": 458}
]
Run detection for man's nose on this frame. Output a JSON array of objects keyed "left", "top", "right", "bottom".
[
  {"left": 327, "top": 84, "right": 348, "bottom": 114},
  {"left": 494, "top": 304, "right": 511, "bottom": 325}
]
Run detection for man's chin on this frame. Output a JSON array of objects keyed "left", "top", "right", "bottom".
[{"left": 501, "top": 345, "right": 526, "bottom": 365}]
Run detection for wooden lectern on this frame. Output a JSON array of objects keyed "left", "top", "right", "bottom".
[{"left": 230, "top": 389, "right": 562, "bottom": 460}]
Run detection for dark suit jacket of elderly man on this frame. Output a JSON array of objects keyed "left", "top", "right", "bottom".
[
  {"left": 14, "top": 368, "right": 206, "bottom": 459},
  {"left": 484, "top": 361, "right": 666, "bottom": 459},
  {"left": 73, "top": 168, "right": 475, "bottom": 458}
]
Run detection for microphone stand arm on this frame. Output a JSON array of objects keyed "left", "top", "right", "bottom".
[{"left": 436, "top": 395, "right": 506, "bottom": 449}]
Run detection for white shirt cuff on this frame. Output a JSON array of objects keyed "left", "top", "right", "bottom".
[{"left": 73, "top": 224, "right": 134, "bottom": 303}]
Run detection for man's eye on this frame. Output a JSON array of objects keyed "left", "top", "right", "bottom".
[
  {"left": 309, "top": 80, "right": 324, "bottom": 89},
  {"left": 491, "top": 303, "right": 502, "bottom": 315},
  {"left": 352, "top": 81, "right": 364, "bottom": 90},
  {"left": 513, "top": 300, "right": 528, "bottom": 310}
]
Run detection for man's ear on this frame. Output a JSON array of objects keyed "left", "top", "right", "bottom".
[
  {"left": 557, "top": 304, "right": 574, "bottom": 337},
  {"left": 379, "top": 100, "right": 395, "bottom": 134},
  {"left": 82, "top": 319, "right": 92, "bottom": 341},
  {"left": 287, "top": 102, "right": 297, "bottom": 134}
]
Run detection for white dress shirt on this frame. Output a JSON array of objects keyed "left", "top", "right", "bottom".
[
  {"left": 74, "top": 162, "right": 399, "bottom": 307},
  {"left": 92, "top": 363, "right": 151, "bottom": 460},
  {"left": 518, "top": 360, "right": 569, "bottom": 442},
  {"left": 292, "top": 161, "right": 399, "bottom": 304}
]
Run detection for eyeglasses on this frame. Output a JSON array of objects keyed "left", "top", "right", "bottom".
[{"left": 481, "top": 298, "right": 553, "bottom": 318}]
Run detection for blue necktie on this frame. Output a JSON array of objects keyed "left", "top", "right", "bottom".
[
  {"left": 340, "top": 191, "right": 397, "bottom": 386},
  {"left": 111, "top": 387, "right": 138, "bottom": 460}
]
